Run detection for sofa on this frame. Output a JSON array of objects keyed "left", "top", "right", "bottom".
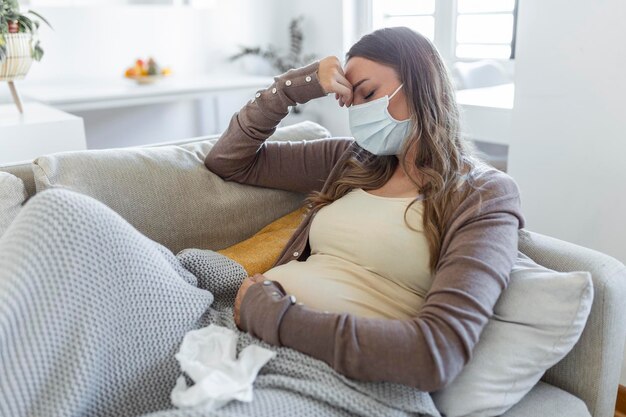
[{"left": 1, "top": 122, "right": 625, "bottom": 417}]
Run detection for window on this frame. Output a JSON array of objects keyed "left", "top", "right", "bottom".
[
  {"left": 456, "top": 0, "right": 518, "bottom": 59},
  {"left": 372, "top": 0, "right": 436, "bottom": 41},
  {"left": 368, "top": 0, "right": 518, "bottom": 62}
]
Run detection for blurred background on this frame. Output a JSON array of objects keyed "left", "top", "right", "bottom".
[{"left": 1, "top": 0, "right": 516, "bottom": 158}]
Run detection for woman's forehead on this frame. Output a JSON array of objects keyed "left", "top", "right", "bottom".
[{"left": 344, "top": 57, "right": 398, "bottom": 83}]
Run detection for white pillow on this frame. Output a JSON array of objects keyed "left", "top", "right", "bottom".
[
  {"left": 431, "top": 251, "right": 593, "bottom": 417},
  {"left": 267, "top": 120, "right": 332, "bottom": 142},
  {"left": 0, "top": 172, "right": 28, "bottom": 237}
]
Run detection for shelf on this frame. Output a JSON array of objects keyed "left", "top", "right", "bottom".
[
  {"left": 0, "top": 73, "right": 274, "bottom": 112},
  {"left": 456, "top": 83, "right": 514, "bottom": 110},
  {"left": 456, "top": 83, "right": 514, "bottom": 146}
]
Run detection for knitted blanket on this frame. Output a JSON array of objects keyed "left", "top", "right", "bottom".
[{"left": 0, "top": 188, "right": 441, "bottom": 417}]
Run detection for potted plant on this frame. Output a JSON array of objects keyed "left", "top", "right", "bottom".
[
  {"left": 0, "top": 0, "right": 52, "bottom": 113},
  {"left": 229, "top": 15, "right": 318, "bottom": 119}
]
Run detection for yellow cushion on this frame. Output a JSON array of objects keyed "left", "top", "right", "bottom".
[{"left": 217, "top": 206, "right": 308, "bottom": 276}]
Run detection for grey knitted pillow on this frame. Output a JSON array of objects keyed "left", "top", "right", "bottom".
[{"left": 0, "top": 172, "right": 28, "bottom": 237}]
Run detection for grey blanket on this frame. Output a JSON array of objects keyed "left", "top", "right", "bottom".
[{"left": 0, "top": 188, "right": 441, "bottom": 417}]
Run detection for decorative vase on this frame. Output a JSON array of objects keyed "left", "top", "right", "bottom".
[
  {"left": 0, "top": 33, "right": 34, "bottom": 81},
  {"left": 0, "top": 32, "right": 34, "bottom": 113}
]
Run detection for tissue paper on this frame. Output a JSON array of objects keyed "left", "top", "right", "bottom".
[{"left": 171, "top": 324, "right": 276, "bottom": 410}]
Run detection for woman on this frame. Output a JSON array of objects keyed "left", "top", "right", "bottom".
[{"left": 205, "top": 26, "right": 525, "bottom": 392}]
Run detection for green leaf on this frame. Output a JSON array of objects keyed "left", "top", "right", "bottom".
[
  {"left": 18, "top": 15, "right": 33, "bottom": 32},
  {"left": 32, "top": 40, "right": 43, "bottom": 61},
  {"left": 225, "top": 16, "right": 312, "bottom": 75},
  {"left": 27, "top": 10, "right": 53, "bottom": 30},
  {"left": 6, "top": 0, "right": 20, "bottom": 12}
]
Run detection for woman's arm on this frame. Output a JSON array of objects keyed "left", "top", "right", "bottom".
[
  {"left": 204, "top": 60, "right": 354, "bottom": 194},
  {"left": 239, "top": 170, "right": 525, "bottom": 392}
]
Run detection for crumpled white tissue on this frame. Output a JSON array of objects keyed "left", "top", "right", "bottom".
[{"left": 170, "top": 324, "right": 276, "bottom": 410}]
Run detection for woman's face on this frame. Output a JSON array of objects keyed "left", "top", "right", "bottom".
[{"left": 343, "top": 56, "right": 410, "bottom": 121}]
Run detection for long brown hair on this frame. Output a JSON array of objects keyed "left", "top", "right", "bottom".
[{"left": 304, "top": 27, "right": 492, "bottom": 273}]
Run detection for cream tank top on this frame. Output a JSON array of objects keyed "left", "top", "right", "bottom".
[{"left": 262, "top": 187, "right": 434, "bottom": 319}]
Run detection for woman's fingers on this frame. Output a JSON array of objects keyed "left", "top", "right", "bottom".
[
  {"left": 335, "top": 93, "right": 344, "bottom": 107},
  {"left": 335, "top": 65, "right": 353, "bottom": 106},
  {"left": 334, "top": 71, "right": 352, "bottom": 92},
  {"left": 318, "top": 55, "right": 353, "bottom": 107},
  {"left": 332, "top": 79, "right": 353, "bottom": 107},
  {"left": 332, "top": 70, "right": 353, "bottom": 107}
]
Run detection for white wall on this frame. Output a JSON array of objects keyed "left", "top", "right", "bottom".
[
  {"left": 24, "top": 6, "right": 208, "bottom": 81},
  {"left": 267, "top": 0, "right": 353, "bottom": 137},
  {"left": 23, "top": 2, "right": 274, "bottom": 81},
  {"left": 15, "top": 1, "right": 353, "bottom": 145},
  {"left": 17, "top": 2, "right": 275, "bottom": 147},
  {"left": 507, "top": 0, "right": 626, "bottom": 386}
]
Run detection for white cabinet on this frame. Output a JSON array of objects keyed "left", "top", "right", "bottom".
[{"left": 0, "top": 102, "right": 86, "bottom": 165}]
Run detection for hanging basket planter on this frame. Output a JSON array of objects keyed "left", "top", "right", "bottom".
[
  {"left": 0, "top": 32, "right": 34, "bottom": 81},
  {"left": 0, "top": 2, "right": 52, "bottom": 114}
]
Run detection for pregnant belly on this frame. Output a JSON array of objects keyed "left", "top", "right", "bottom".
[{"left": 262, "top": 254, "right": 424, "bottom": 319}]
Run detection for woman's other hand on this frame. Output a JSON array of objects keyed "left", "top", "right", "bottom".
[
  {"left": 234, "top": 273, "right": 265, "bottom": 329},
  {"left": 317, "top": 56, "right": 353, "bottom": 107}
]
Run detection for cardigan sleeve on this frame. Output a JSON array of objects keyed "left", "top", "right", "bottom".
[
  {"left": 239, "top": 170, "right": 525, "bottom": 392},
  {"left": 204, "top": 60, "right": 354, "bottom": 194}
]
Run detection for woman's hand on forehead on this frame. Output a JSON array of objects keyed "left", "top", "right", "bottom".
[{"left": 317, "top": 55, "right": 353, "bottom": 107}]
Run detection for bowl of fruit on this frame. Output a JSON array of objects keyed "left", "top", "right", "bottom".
[{"left": 124, "top": 57, "right": 172, "bottom": 84}]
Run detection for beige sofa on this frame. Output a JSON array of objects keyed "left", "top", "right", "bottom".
[{"left": 1, "top": 124, "right": 625, "bottom": 417}]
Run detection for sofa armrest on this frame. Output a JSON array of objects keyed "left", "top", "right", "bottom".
[{"left": 518, "top": 229, "right": 626, "bottom": 417}]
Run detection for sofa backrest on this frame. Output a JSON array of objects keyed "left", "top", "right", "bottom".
[
  {"left": 0, "top": 121, "right": 332, "bottom": 254},
  {"left": 519, "top": 229, "right": 626, "bottom": 417},
  {"left": 0, "top": 133, "right": 223, "bottom": 199}
]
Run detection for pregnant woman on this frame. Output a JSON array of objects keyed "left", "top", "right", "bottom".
[
  {"left": 206, "top": 26, "right": 525, "bottom": 391},
  {"left": 0, "top": 26, "right": 524, "bottom": 417}
]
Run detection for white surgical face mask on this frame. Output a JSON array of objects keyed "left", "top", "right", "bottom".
[{"left": 348, "top": 83, "right": 411, "bottom": 156}]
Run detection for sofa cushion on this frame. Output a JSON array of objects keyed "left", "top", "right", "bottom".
[
  {"left": 500, "top": 381, "right": 591, "bottom": 417},
  {"left": 0, "top": 163, "right": 37, "bottom": 198},
  {"left": 431, "top": 251, "right": 593, "bottom": 417},
  {"left": 0, "top": 172, "right": 28, "bottom": 237},
  {"left": 31, "top": 121, "right": 331, "bottom": 254},
  {"left": 216, "top": 206, "right": 308, "bottom": 276}
]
